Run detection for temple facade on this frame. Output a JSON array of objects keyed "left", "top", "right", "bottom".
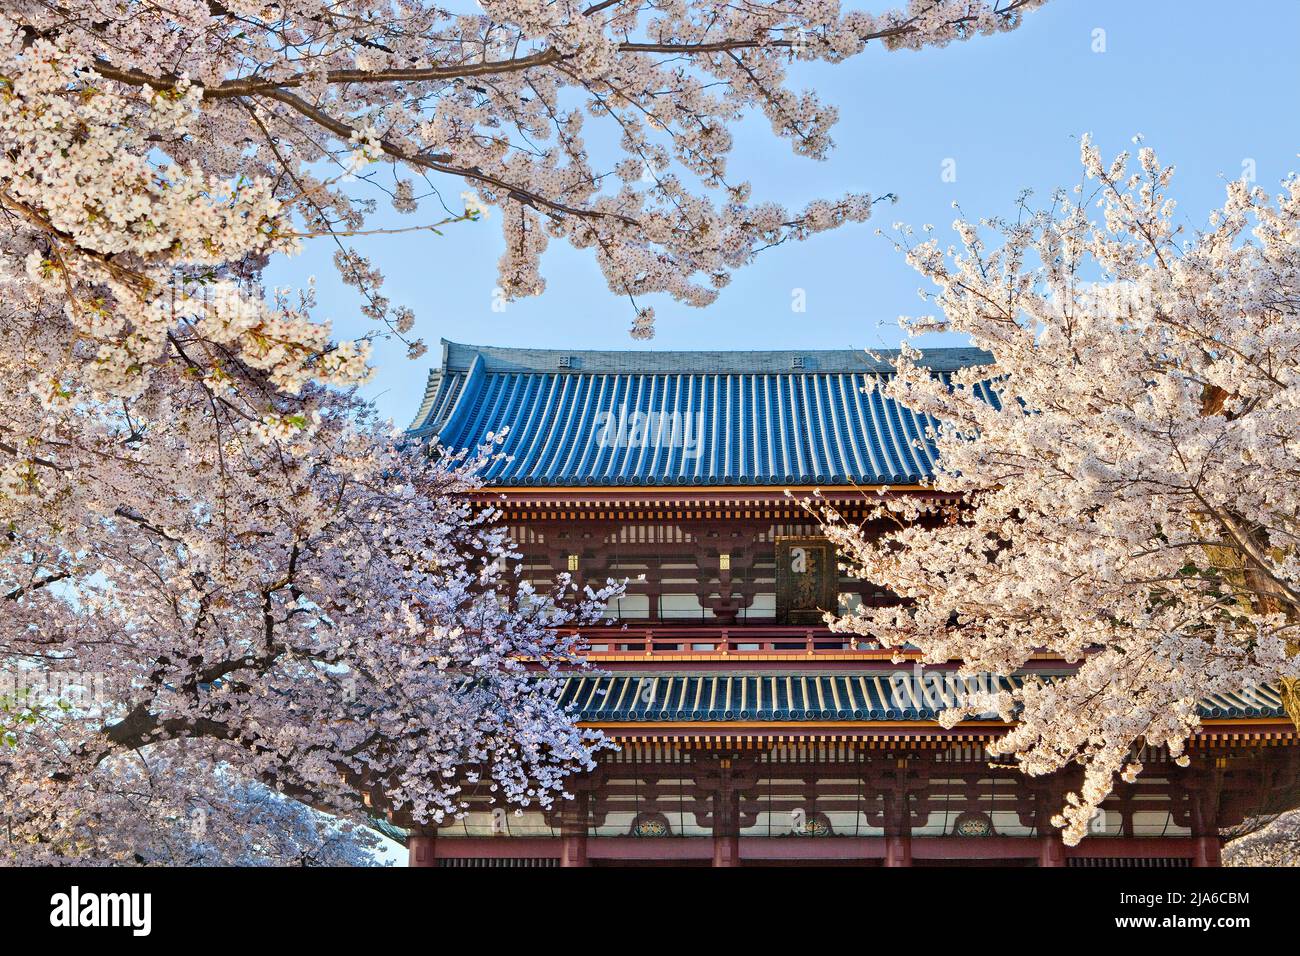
[{"left": 405, "top": 340, "right": 1300, "bottom": 867}]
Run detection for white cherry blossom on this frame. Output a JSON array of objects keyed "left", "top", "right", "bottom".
[
  {"left": 0, "top": 0, "right": 1042, "bottom": 859},
  {"left": 818, "top": 138, "right": 1300, "bottom": 845}
]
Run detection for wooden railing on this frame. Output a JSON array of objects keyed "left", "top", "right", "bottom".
[{"left": 560, "top": 624, "right": 888, "bottom": 658}]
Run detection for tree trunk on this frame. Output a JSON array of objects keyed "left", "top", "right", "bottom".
[{"left": 1280, "top": 674, "right": 1300, "bottom": 731}]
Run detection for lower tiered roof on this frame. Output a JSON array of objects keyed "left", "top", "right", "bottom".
[{"left": 559, "top": 673, "right": 1287, "bottom": 724}]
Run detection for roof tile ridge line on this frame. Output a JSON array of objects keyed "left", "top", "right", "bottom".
[
  {"left": 544, "top": 372, "right": 589, "bottom": 481},
  {"left": 565, "top": 373, "right": 608, "bottom": 480},
  {"left": 881, "top": 377, "right": 921, "bottom": 481},
  {"left": 772, "top": 373, "right": 790, "bottom": 481},
  {"left": 629, "top": 371, "right": 661, "bottom": 481},
  {"left": 538, "top": 371, "right": 588, "bottom": 483},
  {"left": 605, "top": 372, "right": 634, "bottom": 483},
  {"left": 835, "top": 373, "right": 869, "bottom": 479},
  {"left": 405, "top": 337, "right": 463, "bottom": 433},
  {"left": 472, "top": 365, "right": 516, "bottom": 482},
  {"left": 638, "top": 373, "right": 665, "bottom": 483},
  {"left": 762, "top": 375, "right": 776, "bottom": 480},
  {"left": 746, "top": 373, "right": 759, "bottom": 483},
  {"left": 659, "top": 372, "right": 682, "bottom": 482},
  {"left": 426, "top": 352, "right": 487, "bottom": 445},
  {"left": 598, "top": 374, "right": 629, "bottom": 482},
  {"left": 438, "top": 339, "right": 995, "bottom": 374},
  {"left": 867, "top": 379, "right": 906, "bottom": 482},
  {"left": 433, "top": 374, "right": 463, "bottom": 431},
  {"left": 516, "top": 371, "right": 566, "bottom": 481},
  {"left": 494, "top": 372, "right": 540, "bottom": 482},
  {"left": 817, "top": 373, "right": 846, "bottom": 482},
  {"left": 849, "top": 373, "right": 888, "bottom": 480},
  {"left": 666, "top": 372, "right": 686, "bottom": 483},
  {"left": 708, "top": 372, "right": 722, "bottom": 482},
  {"left": 404, "top": 365, "right": 445, "bottom": 433},
  {"left": 810, "top": 373, "right": 840, "bottom": 482},
  {"left": 792, "top": 373, "right": 812, "bottom": 479},
  {"left": 737, "top": 373, "right": 750, "bottom": 482},
  {"left": 691, "top": 374, "right": 706, "bottom": 482},
  {"left": 675, "top": 372, "right": 694, "bottom": 482},
  {"left": 722, "top": 373, "right": 733, "bottom": 482}
]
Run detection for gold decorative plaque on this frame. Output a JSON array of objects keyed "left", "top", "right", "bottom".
[{"left": 775, "top": 536, "right": 839, "bottom": 625}]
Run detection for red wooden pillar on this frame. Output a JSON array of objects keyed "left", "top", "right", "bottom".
[
  {"left": 712, "top": 833, "right": 740, "bottom": 867},
  {"left": 883, "top": 773, "right": 912, "bottom": 867},
  {"left": 712, "top": 763, "right": 740, "bottom": 867},
  {"left": 884, "top": 832, "right": 912, "bottom": 867},
  {"left": 1038, "top": 834, "right": 1066, "bottom": 868},
  {"left": 1187, "top": 774, "right": 1223, "bottom": 868},
  {"left": 1031, "top": 781, "right": 1068, "bottom": 868},
  {"left": 560, "top": 832, "right": 588, "bottom": 867},
  {"left": 408, "top": 829, "right": 438, "bottom": 868},
  {"left": 1192, "top": 836, "right": 1222, "bottom": 868},
  {"left": 560, "top": 790, "right": 590, "bottom": 868}
]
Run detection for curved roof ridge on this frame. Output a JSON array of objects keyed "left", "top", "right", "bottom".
[{"left": 438, "top": 338, "right": 992, "bottom": 375}]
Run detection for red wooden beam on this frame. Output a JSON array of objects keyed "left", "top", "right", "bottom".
[{"left": 419, "top": 835, "right": 1210, "bottom": 864}]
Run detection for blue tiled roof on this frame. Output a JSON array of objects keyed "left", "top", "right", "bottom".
[
  {"left": 557, "top": 673, "right": 1287, "bottom": 723},
  {"left": 408, "top": 339, "right": 997, "bottom": 487}
]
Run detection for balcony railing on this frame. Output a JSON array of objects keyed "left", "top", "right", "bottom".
[{"left": 560, "top": 624, "right": 897, "bottom": 658}]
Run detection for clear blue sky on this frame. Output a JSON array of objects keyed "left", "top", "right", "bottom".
[{"left": 265, "top": 0, "right": 1300, "bottom": 429}]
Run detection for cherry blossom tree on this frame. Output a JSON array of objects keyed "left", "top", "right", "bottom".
[
  {"left": 815, "top": 137, "right": 1300, "bottom": 844},
  {"left": 0, "top": 363, "right": 619, "bottom": 863},
  {"left": 6, "top": 749, "right": 392, "bottom": 865},
  {"left": 2, "top": 0, "right": 1043, "bottom": 352},
  {"left": 1225, "top": 810, "right": 1300, "bottom": 868},
  {"left": 0, "top": 0, "right": 1045, "bottom": 859}
]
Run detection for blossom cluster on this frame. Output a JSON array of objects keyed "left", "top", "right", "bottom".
[
  {"left": 0, "top": 374, "right": 621, "bottom": 861},
  {"left": 3, "top": 1, "right": 1041, "bottom": 341},
  {"left": 0, "top": 0, "right": 1041, "bottom": 859},
  {"left": 816, "top": 139, "right": 1300, "bottom": 844}
]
